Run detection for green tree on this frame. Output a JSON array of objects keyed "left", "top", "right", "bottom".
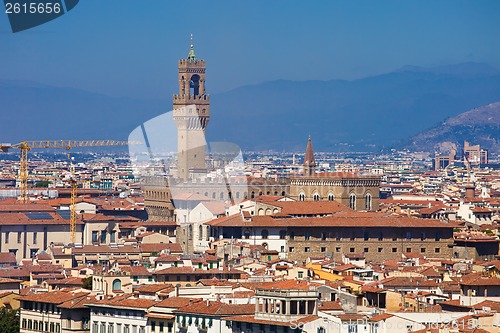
[
  {"left": 82, "top": 276, "right": 93, "bottom": 290},
  {"left": 35, "top": 180, "right": 51, "bottom": 188},
  {"left": 0, "top": 308, "right": 19, "bottom": 333}
]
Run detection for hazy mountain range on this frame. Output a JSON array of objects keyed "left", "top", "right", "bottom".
[
  {"left": 406, "top": 102, "right": 500, "bottom": 154},
  {"left": 1, "top": 62, "right": 499, "bottom": 152}
]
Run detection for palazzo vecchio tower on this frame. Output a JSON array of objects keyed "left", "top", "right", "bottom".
[{"left": 173, "top": 34, "right": 210, "bottom": 179}]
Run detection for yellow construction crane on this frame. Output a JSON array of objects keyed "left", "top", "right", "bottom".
[{"left": 0, "top": 140, "right": 132, "bottom": 243}]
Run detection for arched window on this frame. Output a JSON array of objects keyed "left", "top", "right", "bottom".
[
  {"left": 258, "top": 208, "right": 264, "bottom": 216},
  {"left": 190, "top": 74, "right": 200, "bottom": 96},
  {"left": 188, "top": 225, "right": 193, "bottom": 240},
  {"left": 265, "top": 208, "right": 271, "bottom": 215},
  {"left": 199, "top": 225, "right": 203, "bottom": 241},
  {"left": 299, "top": 192, "right": 305, "bottom": 201},
  {"left": 349, "top": 193, "right": 356, "bottom": 210},
  {"left": 251, "top": 192, "right": 255, "bottom": 199},
  {"left": 365, "top": 193, "right": 372, "bottom": 210},
  {"left": 281, "top": 191, "right": 286, "bottom": 196},
  {"left": 236, "top": 192, "right": 240, "bottom": 199},
  {"left": 220, "top": 192, "right": 224, "bottom": 200},
  {"left": 279, "top": 230, "right": 287, "bottom": 239},
  {"left": 313, "top": 193, "right": 320, "bottom": 201},
  {"left": 112, "top": 279, "right": 121, "bottom": 290},
  {"left": 328, "top": 193, "right": 334, "bottom": 201},
  {"left": 261, "top": 229, "right": 269, "bottom": 239}
]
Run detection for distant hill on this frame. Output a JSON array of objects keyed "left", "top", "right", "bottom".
[
  {"left": 1, "top": 62, "right": 500, "bottom": 152},
  {"left": 209, "top": 62, "right": 500, "bottom": 151},
  {"left": 405, "top": 102, "right": 500, "bottom": 154}
]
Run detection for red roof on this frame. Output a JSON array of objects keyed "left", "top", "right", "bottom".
[
  {"left": 207, "top": 211, "right": 455, "bottom": 229},
  {"left": 176, "top": 300, "right": 254, "bottom": 316}
]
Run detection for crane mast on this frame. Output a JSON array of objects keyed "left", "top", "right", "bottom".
[{"left": 0, "top": 139, "right": 132, "bottom": 244}]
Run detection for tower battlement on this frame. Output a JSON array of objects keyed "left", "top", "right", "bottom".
[
  {"left": 173, "top": 94, "right": 210, "bottom": 102},
  {"left": 178, "top": 59, "right": 206, "bottom": 68}
]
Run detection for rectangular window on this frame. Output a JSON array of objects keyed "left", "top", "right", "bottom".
[
  {"left": 304, "top": 247, "right": 310, "bottom": 252},
  {"left": 392, "top": 248, "right": 397, "bottom": 253},
  {"left": 406, "top": 247, "right": 411, "bottom": 253},
  {"left": 289, "top": 247, "right": 295, "bottom": 252},
  {"left": 159, "top": 323, "right": 164, "bottom": 333},
  {"left": 18, "top": 231, "right": 22, "bottom": 244},
  {"left": 5, "top": 232, "right": 9, "bottom": 244},
  {"left": 421, "top": 248, "right": 426, "bottom": 253},
  {"left": 364, "top": 247, "right": 369, "bottom": 253},
  {"left": 151, "top": 321, "right": 156, "bottom": 331},
  {"left": 33, "top": 232, "right": 37, "bottom": 244},
  {"left": 378, "top": 248, "right": 383, "bottom": 253},
  {"left": 298, "top": 271, "right": 303, "bottom": 279},
  {"left": 110, "top": 231, "right": 116, "bottom": 243},
  {"left": 350, "top": 247, "right": 355, "bottom": 253},
  {"left": 336, "top": 247, "right": 341, "bottom": 252},
  {"left": 435, "top": 248, "right": 440, "bottom": 253},
  {"left": 321, "top": 247, "right": 326, "bottom": 253},
  {"left": 92, "top": 231, "right": 98, "bottom": 243},
  {"left": 101, "top": 230, "right": 107, "bottom": 244}
]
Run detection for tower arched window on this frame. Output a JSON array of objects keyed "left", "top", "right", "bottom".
[
  {"left": 299, "top": 192, "right": 305, "bottom": 201},
  {"left": 328, "top": 193, "right": 334, "bottom": 201},
  {"left": 365, "top": 193, "right": 372, "bottom": 211},
  {"left": 313, "top": 193, "right": 320, "bottom": 201},
  {"left": 349, "top": 193, "right": 356, "bottom": 210},
  {"left": 190, "top": 74, "right": 200, "bottom": 96}
]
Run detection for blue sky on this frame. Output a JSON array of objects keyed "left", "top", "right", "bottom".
[{"left": 0, "top": 1, "right": 499, "bottom": 98}]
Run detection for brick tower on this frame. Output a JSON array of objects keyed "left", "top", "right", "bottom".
[
  {"left": 173, "top": 34, "right": 210, "bottom": 179},
  {"left": 303, "top": 136, "right": 316, "bottom": 176}
]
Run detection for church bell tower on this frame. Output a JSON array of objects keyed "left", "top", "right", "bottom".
[{"left": 173, "top": 34, "right": 210, "bottom": 179}]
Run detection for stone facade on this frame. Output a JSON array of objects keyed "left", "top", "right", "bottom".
[
  {"left": 289, "top": 173, "right": 381, "bottom": 211},
  {"left": 286, "top": 226, "right": 454, "bottom": 263}
]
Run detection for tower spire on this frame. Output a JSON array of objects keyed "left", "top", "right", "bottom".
[
  {"left": 188, "top": 33, "right": 196, "bottom": 60},
  {"left": 303, "top": 136, "right": 316, "bottom": 176}
]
